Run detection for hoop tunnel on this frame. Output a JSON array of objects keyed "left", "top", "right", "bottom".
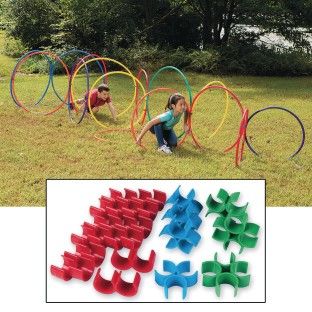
[{"left": 245, "top": 106, "right": 305, "bottom": 159}]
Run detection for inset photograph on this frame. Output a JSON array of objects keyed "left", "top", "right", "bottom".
[{"left": 46, "top": 179, "right": 266, "bottom": 303}]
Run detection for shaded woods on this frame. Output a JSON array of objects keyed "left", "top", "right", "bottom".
[{"left": 1, "top": 0, "right": 312, "bottom": 75}]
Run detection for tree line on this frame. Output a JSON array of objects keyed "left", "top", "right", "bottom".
[
  {"left": 0, "top": 0, "right": 311, "bottom": 51},
  {"left": 1, "top": 0, "right": 312, "bottom": 75}
]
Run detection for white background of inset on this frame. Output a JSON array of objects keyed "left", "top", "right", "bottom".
[{"left": 46, "top": 179, "right": 265, "bottom": 302}]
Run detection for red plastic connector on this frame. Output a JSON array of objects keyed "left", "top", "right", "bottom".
[
  {"left": 116, "top": 272, "right": 141, "bottom": 297},
  {"left": 89, "top": 206, "right": 105, "bottom": 218},
  {"left": 111, "top": 248, "right": 138, "bottom": 270},
  {"left": 109, "top": 188, "right": 123, "bottom": 199},
  {"left": 127, "top": 225, "right": 145, "bottom": 242},
  {"left": 111, "top": 248, "right": 156, "bottom": 273},
  {"left": 120, "top": 207, "right": 137, "bottom": 218},
  {"left": 50, "top": 252, "right": 95, "bottom": 281},
  {"left": 129, "top": 197, "right": 145, "bottom": 210},
  {"left": 72, "top": 237, "right": 106, "bottom": 267},
  {"left": 82, "top": 222, "right": 101, "bottom": 237},
  {"left": 93, "top": 269, "right": 141, "bottom": 297},
  {"left": 115, "top": 197, "right": 130, "bottom": 209},
  {"left": 102, "top": 235, "right": 122, "bottom": 250},
  {"left": 99, "top": 195, "right": 116, "bottom": 208},
  {"left": 120, "top": 236, "right": 141, "bottom": 249},
  {"left": 144, "top": 197, "right": 164, "bottom": 214},
  {"left": 153, "top": 189, "right": 167, "bottom": 204},
  {"left": 93, "top": 269, "right": 121, "bottom": 294},
  {"left": 133, "top": 249, "right": 156, "bottom": 273},
  {"left": 124, "top": 188, "right": 137, "bottom": 199},
  {"left": 50, "top": 265, "right": 72, "bottom": 281},
  {"left": 138, "top": 188, "right": 152, "bottom": 200}
]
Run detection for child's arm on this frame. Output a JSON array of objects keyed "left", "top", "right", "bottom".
[
  {"left": 76, "top": 98, "right": 85, "bottom": 105},
  {"left": 107, "top": 101, "right": 117, "bottom": 121},
  {"left": 183, "top": 107, "right": 190, "bottom": 133},
  {"left": 69, "top": 98, "right": 85, "bottom": 111},
  {"left": 136, "top": 118, "right": 161, "bottom": 145}
]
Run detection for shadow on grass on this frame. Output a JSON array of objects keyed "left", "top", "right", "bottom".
[
  {"left": 89, "top": 113, "right": 128, "bottom": 127},
  {"left": 236, "top": 153, "right": 307, "bottom": 177},
  {"left": 131, "top": 142, "right": 220, "bottom": 160},
  {"left": 174, "top": 143, "right": 224, "bottom": 160}
]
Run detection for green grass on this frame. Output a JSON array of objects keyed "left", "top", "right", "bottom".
[{"left": 0, "top": 43, "right": 311, "bottom": 206}]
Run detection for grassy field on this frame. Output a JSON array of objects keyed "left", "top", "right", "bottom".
[{"left": 0, "top": 47, "right": 311, "bottom": 206}]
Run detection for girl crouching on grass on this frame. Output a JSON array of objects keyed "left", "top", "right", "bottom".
[{"left": 136, "top": 93, "right": 189, "bottom": 154}]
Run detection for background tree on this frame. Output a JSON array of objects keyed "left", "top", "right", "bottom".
[
  {"left": 2, "top": 0, "right": 312, "bottom": 75},
  {"left": 53, "top": 0, "right": 141, "bottom": 51},
  {"left": 4, "top": 0, "right": 312, "bottom": 51},
  {"left": 0, "top": 0, "right": 9, "bottom": 29},
  {"left": 183, "top": 0, "right": 312, "bottom": 50},
  {"left": 140, "top": 0, "right": 201, "bottom": 49},
  {"left": 5, "top": 0, "right": 59, "bottom": 49}
]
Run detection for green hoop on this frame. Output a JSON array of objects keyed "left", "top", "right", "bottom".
[{"left": 146, "top": 66, "right": 193, "bottom": 139}]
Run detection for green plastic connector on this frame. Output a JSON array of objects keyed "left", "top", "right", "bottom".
[
  {"left": 206, "top": 189, "right": 248, "bottom": 218},
  {"left": 212, "top": 219, "right": 260, "bottom": 253},
  {"left": 206, "top": 189, "right": 260, "bottom": 253},
  {"left": 202, "top": 253, "right": 250, "bottom": 297}
]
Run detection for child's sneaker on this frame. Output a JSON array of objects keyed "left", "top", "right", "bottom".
[{"left": 158, "top": 144, "right": 172, "bottom": 154}]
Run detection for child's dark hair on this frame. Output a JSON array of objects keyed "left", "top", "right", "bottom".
[
  {"left": 165, "top": 93, "right": 185, "bottom": 110},
  {"left": 98, "top": 84, "right": 110, "bottom": 93}
]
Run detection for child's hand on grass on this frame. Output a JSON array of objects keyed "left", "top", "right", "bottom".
[
  {"left": 184, "top": 124, "right": 190, "bottom": 134},
  {"left": 136, "top": 137, "right": 142, "bottom": 146}
]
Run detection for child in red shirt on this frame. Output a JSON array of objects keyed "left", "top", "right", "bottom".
[{"left": 76, "top": 84, "right": 117, "bottom": 121}]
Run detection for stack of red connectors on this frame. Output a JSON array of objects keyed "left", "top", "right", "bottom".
[{"left": 50, "top": 187, "right": 166, "bottom": 296}]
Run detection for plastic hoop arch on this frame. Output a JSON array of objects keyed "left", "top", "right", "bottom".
[
  {"left": 68, "top": 57, "right": 91, "bottom": 124},
  {"left": 135, "top": 68, "right": 149, "bottom": 122},
  {"left": 224, "top": 108, "right": 249, "bottom": 166},
  {"left": 10, "top": 50, "right": 70, "bottom": 115},
  {"left": 200, "top": 80, "right": 230, "bottom": 142},
  {"left": 53, "top": 50, "right": 108, "bottom": 124},
  {"left": 51, "top": 50, "right": 107, "bottom": 100},
  {"left": 70, "top": 57, "right": 140, "bottom": 121},
  {"left": 131, "top": 87, "right": 179, "bottom": 148},
  {"left": 147, "top": 66, "right": 193, "bottom": 118},
  {"left": 93, "top": 88, "right": 178, "bottom": 146},
  {"left": 180, "top": 85, "right": 244, "bottom": 148},
  {"left": 93, "top": 77, "right": 151, "bottom": 144},
  {"left": 10, "top": 50, "right": 52, "bottom": 108},
  {"left": 87, "top": 71, "right": 146, "bottom": 129},
  {"left": 66, "top": 53, "right": 108, "bottom": 124},
  {"left": 146, "top": 66, "right": 193, "bottom": 139},
  {"left": 245, "top": 106, "right": 306, "bottom": 159}
]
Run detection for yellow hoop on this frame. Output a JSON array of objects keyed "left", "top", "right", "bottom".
[
  {"left": 199, "top": 80, "right": 230, "bottom": 141},
  {"left": 70, "top": 57, "right": 143, "bottom": 120},
  {"left": 87, "top": 71, "right": 146, "bottom": 129}
]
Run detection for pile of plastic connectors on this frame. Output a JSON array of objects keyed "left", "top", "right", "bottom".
[
  {"left": 201, "top": 188, "right": 261, "bottom": 297},
  {"left": 50, "top": 188, "right": 166, "bottom": 297},
  {"left": 155, "top": 186, "right": 204, "bottom": 299},
  {"left": 159, "top": 186, "right": 203, "bottom": 254},
  {"left": 50, "top": 185, "right": 262, "bottom": 300},
  {"left": 206, "top": 188, "right": 260, "bottom": 253}
]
